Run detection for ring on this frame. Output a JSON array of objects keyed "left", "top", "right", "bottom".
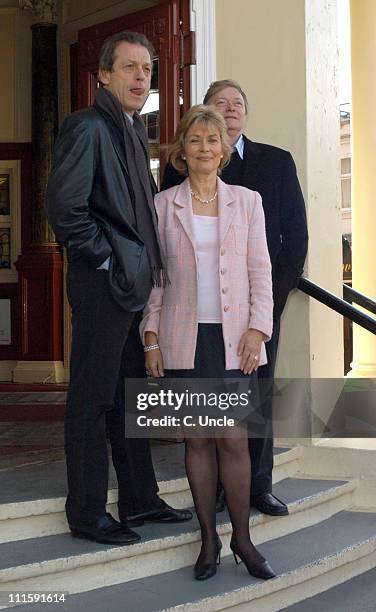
[{"left": 254, "top": 355, "right": 259, "bottom": 361}]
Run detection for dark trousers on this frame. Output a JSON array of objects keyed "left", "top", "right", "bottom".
[
  {"left": 65, "top": 258, "right": 159, "bottom": 525},
  {"left": 249, "top": 318, "right": 280, "bottom": 496}
]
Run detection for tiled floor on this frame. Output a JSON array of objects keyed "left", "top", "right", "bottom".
[
  {"left": 0, "top": 421, "right": 64, "bottom": 448},
  {"left": 0, "top": 389, "right": 183, "bottom": 470},
  {"left": 0, "top": 392, "right": 67, "bottom": 404},
  {"left": 0, "top": 390, "right": 66, "bottom": 467},
  {"left": 0, "top": 440, "right": 187, "bottom": 503}
]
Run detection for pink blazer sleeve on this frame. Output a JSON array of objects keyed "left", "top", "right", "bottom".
[{"left": 139, "top": 194, "right": 166, "bottom": 345}]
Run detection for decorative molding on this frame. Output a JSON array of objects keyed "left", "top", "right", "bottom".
[
  {"left": 78, "top": 16, "right": 166, "bottom": 66},
  {"left": 190, "top": 0, "right": 216, "bottom": 105},
  {"left": 13, "top": 360, "right": 65, "bottom": 383},
  {"left": 19, "top": 0, "right": 57, "bottom": 23}
]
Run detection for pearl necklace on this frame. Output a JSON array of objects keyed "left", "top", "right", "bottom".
[{"left": 190, "top": 189, "right": 218, "bottom": 205}]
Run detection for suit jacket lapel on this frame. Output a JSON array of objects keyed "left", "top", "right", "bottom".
[
  {"left": 95, "top": 105, "right": 130, "bottom": 178},
  {"left": 174, "top": 177, "right": 236, "bottom": 251},
  {"left": 174, "top": 178, "right": 197, "bottom": 255},
  {"left": 240, "top": 136, "right": 262, "bottom": 186},
  {"left": 218, "top": 178, "right": 236, "bottom": 245}
]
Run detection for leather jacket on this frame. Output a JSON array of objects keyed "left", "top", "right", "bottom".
[{"left": 45, "top": 106, "right": 153, "bottom": 311}]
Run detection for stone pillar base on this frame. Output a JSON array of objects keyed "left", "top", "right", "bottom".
[
  {"left": 0, "top": 361, "right": 17, "bottom": 382},
  {"left": 13, "top": 360, "right": 66, "bottom": 383},
  {"left": 347, "top": 362, "right": 376, "bottom": 379}
]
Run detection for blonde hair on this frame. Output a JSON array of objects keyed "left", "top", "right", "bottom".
[{"left": 169, "top": 104, "right": 232, "bottom": 175}]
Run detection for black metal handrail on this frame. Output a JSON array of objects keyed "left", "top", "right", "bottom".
[
  {"left": 298, "top": 277, "right": 376, "bottom": 335},
  {"left": 343, "top": 284, "right": 376, "bottom": 316}
]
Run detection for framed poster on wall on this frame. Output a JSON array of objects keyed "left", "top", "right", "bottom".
[{"left": 0, "top": 298, "right": 11, "bottom": 345}]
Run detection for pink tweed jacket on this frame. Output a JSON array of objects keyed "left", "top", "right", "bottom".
[{"left": 140, "top": 177, "right": 273, "bottom": 370}]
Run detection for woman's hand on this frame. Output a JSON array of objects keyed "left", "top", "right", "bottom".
[
  {"left": 237, "top": 328, "right": 265, "bottom": 374},
  {"left": 144, "top": 332, "right": 164, "bottom": 377},
  {"left": 145, "top": 347, "right": 165, "bottom": 378}
]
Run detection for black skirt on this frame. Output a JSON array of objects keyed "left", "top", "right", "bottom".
[
  {"left": 165, "top": 323, "right": 256, "bottom": 379},
  {"left": 165, "top": 323, "right": 259, "bottom": 424}
]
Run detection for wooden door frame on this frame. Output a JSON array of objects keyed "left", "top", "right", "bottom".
[
  {"left": 70, "top": 0, "right": 217, "bottom": 116},
  {"left": 76, "top": 0, "right": 184, "bottom": 169}
]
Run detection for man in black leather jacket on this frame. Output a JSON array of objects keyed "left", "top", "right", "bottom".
[
  {"left": 161, "top": 79, "right": 308, "bottom": 517},
  {"left": 45, "top": 31, "right": 191, "bottom": 545}
]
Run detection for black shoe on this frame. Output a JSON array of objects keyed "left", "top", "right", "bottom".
[
  {"left": 250, "top": 493, "right": 289, "bottom": 516},
  {"left": 230, "top": 537, "right": 276, "bottom": 580},
  {"left": 121, "top": 500, "right": 193, "bottom": 527},
  {"left": 215, "top": 488, "right": 226, "bottom": 513},
  {"left": 69, "top": 513, "right": 141, "bottom": 545},
  {"left": 194, "top": 536, "right": 222, "bottom": 581}
]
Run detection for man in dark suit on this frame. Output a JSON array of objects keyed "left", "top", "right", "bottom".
[
  {"left": 161, "top": 79, "right": 308, "bottom": 516},
  {"left": 45, "top": 31, "right": 191, "bottom": 545}
]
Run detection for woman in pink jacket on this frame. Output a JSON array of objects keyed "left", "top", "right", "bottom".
[{"left": 140, "top": 105, "right": 275, "bottom": 581}]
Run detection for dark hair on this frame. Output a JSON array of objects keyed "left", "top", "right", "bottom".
[
  {"left": 204, "top": 79, "right": 248, "bottom": 114},
  {"left": 99, "top": 31, "right": 155, "bottom": 72}
]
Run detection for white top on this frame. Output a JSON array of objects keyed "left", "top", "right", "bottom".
[{"left": 193, "top": 215, "right": 222, "bottom": 323}]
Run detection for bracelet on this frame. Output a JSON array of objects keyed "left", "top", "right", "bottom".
[{"left": 144, "top": 343, "right": 159, "bottom": 352}]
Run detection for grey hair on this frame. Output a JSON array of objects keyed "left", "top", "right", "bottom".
[
  {"left": 204, "top": 79, "right": 248, "bottom": 114},
  {"left": 99, "top": 31, "right": 155, "bottom": 73}
]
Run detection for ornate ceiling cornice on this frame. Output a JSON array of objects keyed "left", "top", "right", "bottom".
[{"left": 19, "top": 0, "right": 57, "bottom": 23}]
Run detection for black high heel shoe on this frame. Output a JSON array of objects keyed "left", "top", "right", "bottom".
[
  {"left": 230, "top": 537, "right": 276, "bottom": 580},
  {"left": 194, "top": 536, "right": 222, "bottom": 581}
]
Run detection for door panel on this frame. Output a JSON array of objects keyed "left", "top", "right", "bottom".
[{"left": 77, "top": 0, "right": 181, "bottom": 182}]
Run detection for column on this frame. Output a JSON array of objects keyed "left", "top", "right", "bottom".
[
  {"left": 14, "top": 0, "right": 64, "bottom": 383},
  {"left": 348, "top": 0, "right": 376, "bottom": 378},
  {"left": 215, "top": 0, "right": 344, "bottom": 443},
  {"left": 216, "top": 0, "right": 343, "bottom": 379}
]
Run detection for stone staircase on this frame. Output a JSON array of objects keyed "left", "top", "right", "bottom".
[{"left": 1, "top": 443, "right": 376, "bottom": 611}]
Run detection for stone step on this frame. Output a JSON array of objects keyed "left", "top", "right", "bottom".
[
  {"left": 7, "top": 510, "right": 376, "bottom": 612},
  {"left": 282, "top": 566, "right": 376, "bottom": 611},
  {"left": 272, "top": 445, "right": 302, "bottom": 482},
  {"left": 0, "top": 446, "right": 300, "bottom": 543},
  {"left": 0, "top": 478, "right": 355, "bottom": 593}
]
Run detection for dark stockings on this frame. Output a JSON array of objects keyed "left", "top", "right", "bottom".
[
  {"left": 217, "top": 426, "right": 265, "bottom": 564},
  {"left": 185, "top": 425, "right": 265, "bottom": 565},
  {"left": 185, "top": 437, "right": 218, "bottom": 564}
]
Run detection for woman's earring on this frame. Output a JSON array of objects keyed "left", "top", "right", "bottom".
[
  {"left": 182, "top": 156, "right": 186, "bottom": 160},
  {"left": 220, "top": 154, "right": 224, "bottom": 158}
]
